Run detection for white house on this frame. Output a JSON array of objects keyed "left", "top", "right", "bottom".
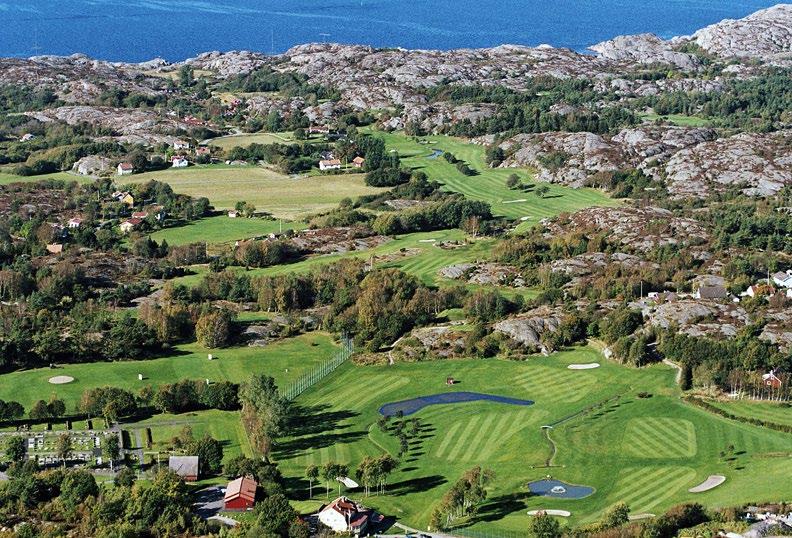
[
  {"left": 67, "top": 218, "right": 83, "bottom": 229},
  {"left": 319, "top": 159, "right": 342, "bottom": 171},
  {"left": 173, "top": 140, "right": 191, "bottom": 150},
  {"left": 20, "top": 133, "right": 36, "bottom": 142},
  {"left": 228, "top": 210, "right": 239, "bottom": 218},
  {"left": 318, "top": 497, "right": 370, "bottom": 535},
  {"left": 771, "top": 271, "right": 792, "bottom": 289},
  {"left": 172, "top": 156, "right": 189, "bottom": 168},
  {"left": 120, "top": 218, "right": 143, "bottom": 234},
  {"left": 117, "top": 162, "right": 134, "bottom": 176}
]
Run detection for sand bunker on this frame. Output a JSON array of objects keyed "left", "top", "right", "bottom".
[
  {"left": 688, "top": 475, "right": 725, "bottom": 493},
  {"left": 528, "top": 510, "right": 571, "bottom": 517},
  {"left": 48, "top": 375, "right": 75, "bottom": 385},
  {"left": 567, "top": 363, "right": 600, "bottom": 370},
  {"left": 503, "top": 199, "right": 527, "bottom": 204},
  {"left": 629, "top": 513, "right": 656, "bottom": 521}
]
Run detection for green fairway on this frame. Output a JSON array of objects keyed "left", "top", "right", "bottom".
[
  {"left": 123, "top": 164, "right": 385, "bottom": 219},
  {"left": 149, "top": 215, "right": 307, "bottom": 246},
  {"left": 274, "top": 347, "right": 792, "bottom": 532},
  {"left": 170, "top": 230, "right": 537, "bottom": 300},
  {"left": 705, "top": 400, "right": 792, "bottom": 427},
  {"left": 0, "top": 332, "right": 338, "bottom": 411},
  {"left": 371, "top": 131, "right": 619, "bottom": 221}
]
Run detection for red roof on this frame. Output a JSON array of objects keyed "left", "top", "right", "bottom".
[
  {"left": 224, "top": 476, "right": 257, "bottom": 503},
  {"left": 119, "top": 162, "right": 134, "bottom": 170},
  {"left": 125, "top": 218, "right": 143, "bottom": 226},
  {"left": 132, "top": 212, "right": 148, "bottom": 219}
]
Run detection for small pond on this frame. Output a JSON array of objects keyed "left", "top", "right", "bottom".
[
  {"left": 528, "top": 479, "right": 594, "bottom": 499},
  {"left": 427, "top": 148, "right": 444, "bottom": 159},
  {"left": 378, "top": 391, "right": 534, "bottom": 417}
]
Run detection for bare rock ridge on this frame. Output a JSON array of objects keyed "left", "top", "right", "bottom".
[{"left": 689, "top": 4, "right": 792, "bottom": 62}]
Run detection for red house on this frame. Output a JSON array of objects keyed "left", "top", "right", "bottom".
[
  {"left": 224, "top": 476, "right": 257, "bottom": 510},
  {"left": 762, "top": 370, "right": 783, "bottom": 389}
]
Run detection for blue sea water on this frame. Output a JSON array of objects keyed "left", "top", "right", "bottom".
[{"left": 0, "top": 0, "right": 778, "bottom": 62}]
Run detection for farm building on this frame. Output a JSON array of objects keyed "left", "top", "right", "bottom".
[
  {"left": 319, "top": 159, "right": 342, "bottom": 171},
  {"left": 318, "top": 497, "right": 372, "bottom": 534},
  {"left": 168, "top": 456, "right": 199, "bottom": 481},
  {"left": 172, "top": 156, "right": 189, "bottom": 168},
  {"left": 117, "top": 162, "right": 135, "bottom": 176},
  {"left": 223, "top": 476, "right": 257, "bottom": 510},
  {"left": 120, "top": 218, "right": 143, "bottom": 234}
]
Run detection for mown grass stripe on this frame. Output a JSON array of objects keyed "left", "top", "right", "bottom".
[
  {"left": 434, "top": 422, "right": 462, "bottom": 459},
  {"left": 446, "top": 415, "right": 483, "bottom": 461}
]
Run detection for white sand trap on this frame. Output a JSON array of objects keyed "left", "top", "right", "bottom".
[
  {"left": 688, "top": 475, "right": 725, "bottom": 493},
  {"left": 520, "top": 216, "right": 532, "bottom": 221},
  {"left": 418, "top": 239, "right": 436, "bottom": 243},
  {"left": 48, "top": 375, "right": 74, "bottom": 385},
  {"left": 567, "top": 363, "right": 600, "bottom": 370},
  {"left": 528, "top": 510, "right": 571, "bottom": 517},
  {"left": 503, "top": 199, "right": 527, "bottom": 204},
  {"left": 337, "top": 477, "right": 359, "bottom": 488},
  {"left": 629, "top": 513, "right": 656, "bottom": 521}
]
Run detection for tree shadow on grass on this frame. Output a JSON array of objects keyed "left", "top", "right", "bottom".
[
  {"left": 275, "top": 429, "right": 367, "bottom": 461},
  {"left": 467, "top": 492, "right": 531, "bottom": 524},
  {"left": 386, "top": 474, "right": 446, "bottom": 496},
  {"left": 285, "top": 403, "right": 359, "bottom": 436}
]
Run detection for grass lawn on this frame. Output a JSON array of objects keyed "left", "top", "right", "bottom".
[
  {"left": 0, "top": 332, "right": 338, "bottom": 411},
  {"left": 640, "top": 113, "right": 710, "bottom": 127},
  {"left": 125, "top": 409, "right": 252, "bottom": 466},
  {"left": 0, "top": 171, "right": 92, "bottom": 185},
  {"left": 705, "top": 400, "right": 792, "bottom": 427},
  {"left": 208, "top": 131, "right": 297, "bottom": 148},
  {"left": 123, "top": 165, "right": 385, "bottom": 219},
  {"left": 274, "top": 347, "right": 792, "bottom": 532},
  {"left": 370, "top": 131, "right": 619, "bottom": 221},
  {"left": 149, "top": 215, "right": 307, "bottom": 246}
]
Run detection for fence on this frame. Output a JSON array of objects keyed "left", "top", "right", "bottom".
[
  {"left": 281, "top": 337, "right": 354, "bottom": 401},
  {"left": 456, "top": 528, "right": 528, "bottom": 538}
]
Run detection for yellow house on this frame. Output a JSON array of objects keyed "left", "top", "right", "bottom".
[{"left": 121, "top": 193, "right": 135, "bottom": 206}]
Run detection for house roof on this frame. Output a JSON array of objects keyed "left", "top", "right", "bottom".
[
  {"left": 697, "top": 286, "right": 727, "bottom": 299},
  {"left": 132, "top": 212, "right": 148, "bottom": 218},
  {"left": 352, "top": 156, "right": 365, "bottom": 164},
  {"left": 224, "top": 476, "right": 257, "bottom": 503},
  {"left": 118, "top": 162, "right": 134, "bottom": 170},
  {"left": 169, "top": 456, "right": 199, "bottom": 477},
  {"left": 320, "top": 159, "right": 342, "bottom": 166}
]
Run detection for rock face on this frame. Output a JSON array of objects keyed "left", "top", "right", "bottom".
[
  {"left": 439, "top": 262, "right": 523, "bottom": 286},
  {"left": 590, "top": 34, "right": 698, "bottom": 70},
  {"left": 689, "top": 4, "right": 792, "bottom": 64},
  {"left": 493, "top": 126, "right": 718, "bottom": 189},
  {"left": 72, "top": 155, "right": 113, "bottom": 176},
  {"left": 542, "top": 207, "right": 709, "bottom": 253},
  {"left": 661, "top": 131, "right": 792, "bottom": 198},
  {"left": 493, "top": 306, "right": 563, "bottom": 348},
  {"left": 645, "top": 299, "right": 750, "bottom": 339}
]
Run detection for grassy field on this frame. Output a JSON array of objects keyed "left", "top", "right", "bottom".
[
  {"left": 123, "top": 164, "right": 384, "bottom": 219},
  {"left": 208, "top": 131, "right": 296, "bottom": 148},
  {"left": 640, "top": 113, "right": 710, "bottom": 127},
  {"left": 371, "top": 131, "right": 619, "bottom": 222},
  {"left": 149, "top": 215, "right": 307, "bottom": 246},
  {"left": 706, "top": 400, "right": 792, "bottom": 427},
  {"left": 0, "top": 171, "right": 92, "bottom": 185},
  {"left": 0, "top": 332, "right": 338, "bottom": 411},
  {"left": 274, "top": 347, "right": 792, "bottom": 532}
]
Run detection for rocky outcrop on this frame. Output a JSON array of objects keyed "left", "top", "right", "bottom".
[
  {"left": 590, "top": 34, "right": 699, "bottom": 70},
  {"left": 542, "top": 206, "right": 709, "bottom": 253},
  {"left": 688, "top": 4, "right": 792, "bottom": 64},
  {"left": 661, "top": 131, "right": 792, "bottom": 198},
  {"left": 493, "top": 306, "right": 563, "bottom": 348},
  {"left": 439, "top": 262, "right": 523, "bottom": 286},
  {"left": 645, "top": 299, "right": 750, "bottom": 339},
  {"left": 72, "top": 155, "right": 113, "bottom": 176}
]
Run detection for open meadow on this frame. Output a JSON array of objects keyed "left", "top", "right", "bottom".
[
  {"left": 273, "top": 346, "right": 792, "bottom": 532},
  {"left": 123, "top": 164, "right": 384, "bottom": 219},
  {"left": 0, "top": 171, "right": 92, "bottom": 185}
]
